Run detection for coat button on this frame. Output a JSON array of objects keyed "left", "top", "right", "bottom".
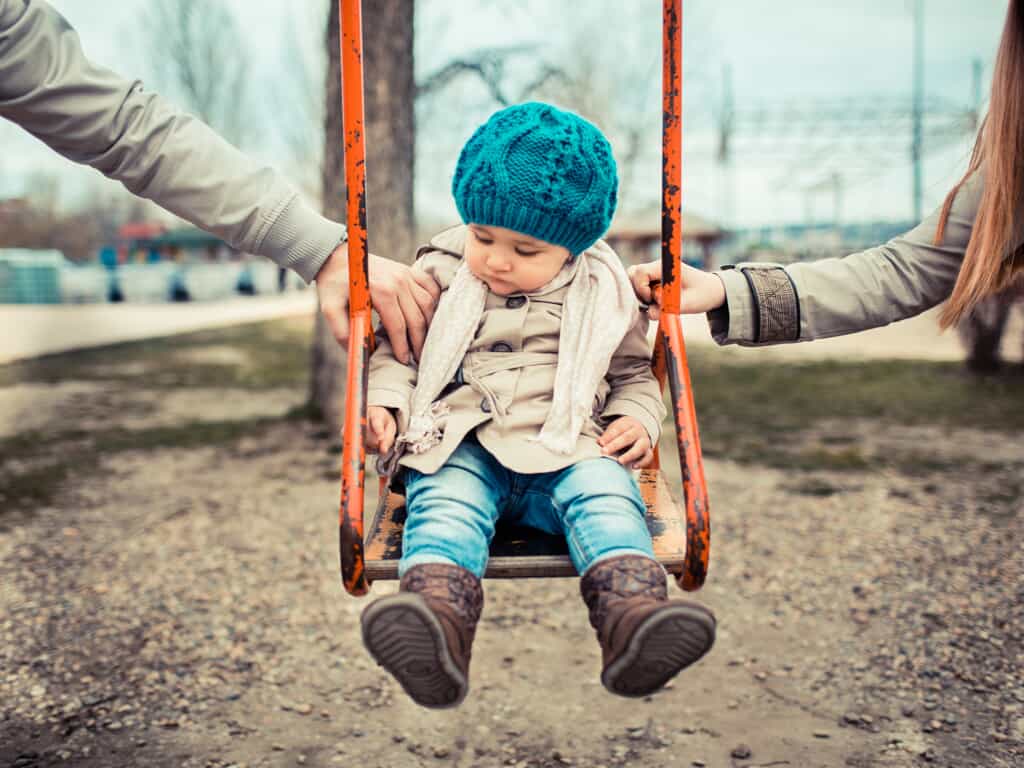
[
  {"left": 505, "top": 295, "right": 526, "bottom": 309},
  {"left": 489, "top": 341, "right": 513, "bottom": 353},
  {"left": 480, "top": 397, "right": 492, "bottom": 413}
]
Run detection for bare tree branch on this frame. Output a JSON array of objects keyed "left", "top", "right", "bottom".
[
  {"left": 415, "top": 44, "right": 564, "bottom": 107},
  {"left": 142, "top": 0, "right": 256, "bottom": 147},
  {"left": 517, "top": 64, "right": 571, "bottom": 102}
]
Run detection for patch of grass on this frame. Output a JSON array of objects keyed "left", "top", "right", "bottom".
[
  {"left": 0, "top": 418, "right": 285, "bottom": 515},
  {"left": 689, "top": 351, "right": 1024, "bottom": 435},
  {"left": 0, "top": 461, "right": 73, "bottom": 513},
  {"left": 700, "top": 434, "right": 874, "bottom": 471},
  {"left": 882, "top": 452, "right": 962, "bottom": 477},
  {"left": 819, "top": 432, "right": 860, "bottom": 446},
  {"left": 0, "top": 318, "right": 321, "bottom": 518},
  {"left": 684, "top": 350, "right": 1024, "bottom": 471},
  {"left": 0, "top": 318, "right": 312, "bottom": 390},
  {"left": 783, "top": 477, "right": 844, "bottom": 497},
  {"left": 974, "top": 470, "right": 1024, "bottom": 513},
  {"left": 784, "top": 446, "right": 874, "bottom": 471}
]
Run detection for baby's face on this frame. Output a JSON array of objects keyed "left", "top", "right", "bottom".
[{"left": 464, "top": 224, "right": 572, "bottom": 295}]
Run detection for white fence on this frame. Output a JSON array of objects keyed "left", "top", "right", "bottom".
[
  {"left": 2, "top": 251, "right": 299, "bottom": 305},
  {"left": 59, "top": 265, "right": 110, "bottom": 304}
]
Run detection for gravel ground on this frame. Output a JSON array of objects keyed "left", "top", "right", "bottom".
[{"left": 1, "top": 349, "right": 1022, "bottom": 768}]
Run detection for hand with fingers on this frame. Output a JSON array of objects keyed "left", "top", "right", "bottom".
[
  {"left": 626, "top": 260, "right": 727, "bottom": 321},
  {"left": 367, "top": 406, "right": 398, "bottom": 455},
  {"left": 315, "top": 242, "right": 442, "bottom": 364},
  {"left": 598, "top": 416, "right": 654, "bottom": 469}
]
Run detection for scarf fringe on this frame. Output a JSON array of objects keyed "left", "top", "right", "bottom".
[{"left": 397, "top": 401, "right": 450, "bottom": 455}]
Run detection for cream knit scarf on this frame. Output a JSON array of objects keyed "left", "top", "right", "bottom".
[{"left": 397, "top": 242, "right": 637, "bottom": 457}]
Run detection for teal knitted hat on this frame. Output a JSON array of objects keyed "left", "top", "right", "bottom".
[{"left": 452, "top": 102, "right": 618, "bottom": 256}]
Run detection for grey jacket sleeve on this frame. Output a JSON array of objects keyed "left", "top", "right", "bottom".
[
  {"left": 710, "top": 171, "right": 984, "bottom": 345},
  {"left": 0, "top": 0, "right": 343, "bottom": 282}
]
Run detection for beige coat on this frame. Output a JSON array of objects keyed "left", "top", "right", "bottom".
[
  {"left": 0, "top": 0, "right": 343, "bottom": 281},
  {"left": 368, "top": 226, "right": 665, "bottom": 476}
]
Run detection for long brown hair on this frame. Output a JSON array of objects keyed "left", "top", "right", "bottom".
[{"left": 936, "top": 0, "right": 1024, "bottom": 327}]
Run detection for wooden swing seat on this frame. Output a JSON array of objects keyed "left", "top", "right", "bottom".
[{"left": 364, "top": 468, "right": 687, "bottom": 580}]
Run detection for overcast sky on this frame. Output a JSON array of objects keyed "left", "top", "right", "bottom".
[{"left": 1, "top": 0, "right": 1009, "bottom": 230}]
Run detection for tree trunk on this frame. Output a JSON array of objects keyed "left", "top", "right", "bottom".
[
  {"left": 310, "top": 0, "right": 416, "bottom": 436},
  {"left": 958, "top": 294, "right": 1011, "bottom": 373}
]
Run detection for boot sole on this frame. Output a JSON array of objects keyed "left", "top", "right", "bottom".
[
  {"left": 602, "top": 602, "right": 716, "bottom": 697},
  {"left": 361, "top": 593, "right": 468, "bottom": 709}
]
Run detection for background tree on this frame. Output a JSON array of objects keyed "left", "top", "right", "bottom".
[
  {"left": 141, "top": 0, "right": 255, "bottom": 147},
  {"left": 274, "top": 2, "right": 329, "bottom": 202},
  {"left": 0, "top": 173, "right": 148, "bottom": 261},
  {"left": 958, "top": 284, "right": 1024, "bottom": 372}
]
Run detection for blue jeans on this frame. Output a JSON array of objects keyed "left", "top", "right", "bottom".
[{"left": 400, "top": 437, "right": 654, "bottom": 578}]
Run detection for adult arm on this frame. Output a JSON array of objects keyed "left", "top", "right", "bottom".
[
  {"left": 712, "top": 172, "right": 983, "bottom": 344},
  {"left": 631, "top": 171, "right": 992, "bottom": 345},
  {"left": 0, "top": 0, "right": 339, "bottom": 281},
  {"left": 315, "top": 243, "right": 440, "bottom": 363}
]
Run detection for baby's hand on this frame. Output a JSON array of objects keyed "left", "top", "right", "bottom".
[
  {"left": 598, "top": 416, "right": 654, "bottom": 469},
  {"left": 367, "top": 406, "right": 398, "bottom": 454}
]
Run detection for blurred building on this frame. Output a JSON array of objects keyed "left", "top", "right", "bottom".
[
  {"left": 605, "top": 211, "right": 727, "bottom": 269},
  {"left": 728, "top": 220, "right": 917, "bottom": 264},
  {"left": 100, "top": 223, "right": 238, "bottom": 268},
  {"left": 0, "top": 248, "right": 110, "bottom": 304}
]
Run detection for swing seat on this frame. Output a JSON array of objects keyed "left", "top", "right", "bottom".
[{"left": 364, "top": 469, "right": 688, "bottom": 580}]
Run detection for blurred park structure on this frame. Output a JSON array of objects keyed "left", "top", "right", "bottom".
[{"left": 2, "top": 4, "right": 1023, "bottom": 767}]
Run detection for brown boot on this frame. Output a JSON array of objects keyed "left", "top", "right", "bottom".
[
  {"left": 580, "top": 554, "right": 716, "bottom": 697},
  {"left": 360, "top": 563, "right": 483, "bottom": 708}
]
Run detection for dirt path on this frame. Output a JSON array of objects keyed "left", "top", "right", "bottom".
[{"left": 2, "top": 410, "right": 1021, "bottom": 767}]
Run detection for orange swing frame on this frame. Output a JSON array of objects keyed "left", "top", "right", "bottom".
[{"left": 337, "top": 0, "right": 709, "bottom": 597}]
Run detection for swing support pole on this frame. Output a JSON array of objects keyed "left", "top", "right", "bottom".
[
  {"left": 338, "top": 0, "right": 371, "bottom": 596},
  {"left": 660, "top": 0, "right": 710, "bottom": 590}
]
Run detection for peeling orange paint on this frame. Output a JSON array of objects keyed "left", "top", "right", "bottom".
[{"left": 338, "top": 0, "right": 372, "bottom": 597}]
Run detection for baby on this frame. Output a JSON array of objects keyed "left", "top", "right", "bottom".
[{"left": 361, "top": 102, "right": 716, "bottom": 708}]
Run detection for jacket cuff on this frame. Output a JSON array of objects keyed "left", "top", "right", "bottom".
[
  {"left": 255, "top": 193, "right": 347, "bottom": 283},
  {"left": 711, "top": 268, "right": 757, "bottom": 344},
  {"left": 368, "top": 387, "right": 413, "bottom": 433},
  {"left": 739, "top": 265, "right": 800, "bottom": 343},
  {"left": 712, "top": 264, "right": 800, "bottom": 344},
  {"left": 602, "top": 398, "right": 663, "bottom": 448}
]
